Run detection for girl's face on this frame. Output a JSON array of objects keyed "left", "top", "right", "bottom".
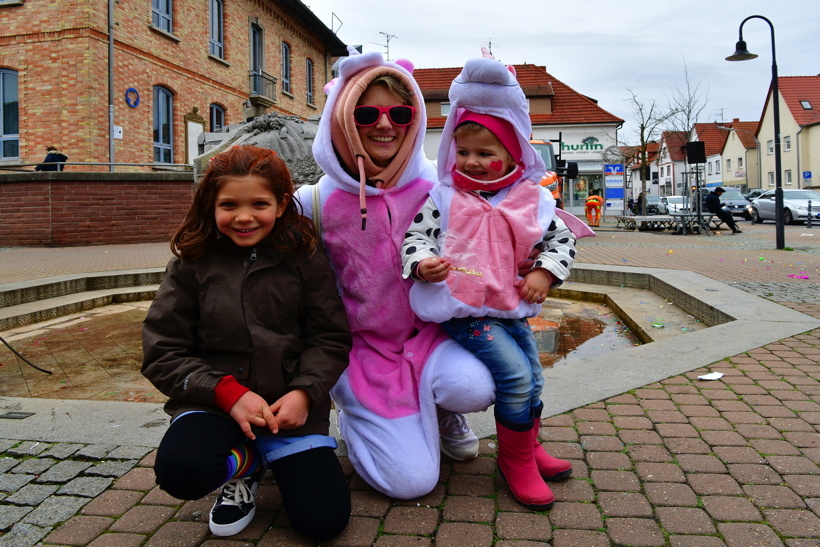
[
  {"left": 356, "top": 84, "right": 408, "bottom": 168},
  {"left": 215, "top": 175, "right": 287, "bottom": 248},
  {"left": 454, "top": 130, "right": 515, "bottom": 182}
]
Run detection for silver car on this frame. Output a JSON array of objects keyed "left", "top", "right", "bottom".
[{"left": 750, "top": 189, "right": 820, "bottom": 224}]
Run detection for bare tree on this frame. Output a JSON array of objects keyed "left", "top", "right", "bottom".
[
  {"left": 623, "top": 90, "right": 677, "bottom": 214},
  {"left": 665, "top": 58, "right": 710, "bottom": 137}
]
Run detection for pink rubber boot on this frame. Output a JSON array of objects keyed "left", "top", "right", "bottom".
[
  {"left": 533, "top": 415, "right": 573, "bottom": 481},
  {"left": 496, "top": 420, "right": 555, "bottom": 510}
]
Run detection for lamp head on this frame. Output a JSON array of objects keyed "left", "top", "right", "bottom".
[{"left": 726, "top": 40, "right": 758, "bottom": 61}]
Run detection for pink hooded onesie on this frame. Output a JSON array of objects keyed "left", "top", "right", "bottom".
[{"left": 294, "top": 47, "right": 495, "bottom": 499}]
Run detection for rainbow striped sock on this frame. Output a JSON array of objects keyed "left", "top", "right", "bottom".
[{"left": 224, "top": 443, "right": 261, "bottom": 482}]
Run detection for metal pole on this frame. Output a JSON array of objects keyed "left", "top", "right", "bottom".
[
  {"left": 108, "top": 0, "right": 115, "bottom": 172},
  {"left": 808, "top": 200, "right": 813, "bottom": 229}
]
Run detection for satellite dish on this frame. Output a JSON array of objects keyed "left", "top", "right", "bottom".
[{"left": 603, "top": 146, "right": 624, "bottom": 164}]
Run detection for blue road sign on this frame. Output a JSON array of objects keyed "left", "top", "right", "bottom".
[{"left": 804, "top": 171, "right": 812, "bottom": 180}]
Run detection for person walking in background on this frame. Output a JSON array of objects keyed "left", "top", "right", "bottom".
[
  {"left": 705, "top": 186, "right": 742, "bottom": 234},
  {"left": 34, "top": 146, "right": 68, "bottom": 171}
]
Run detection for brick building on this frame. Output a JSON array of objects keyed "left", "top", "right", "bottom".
[{"left": 0, "top": 0, "right": 344, "bottom": 170}]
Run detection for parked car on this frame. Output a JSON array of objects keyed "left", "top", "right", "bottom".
[
  {"left": 749, "top": 189, "right": 820, "bottom": 224},
  {"left": 744, "top": 189, "right": 766, "bottom": 201},
  {"left": 661, "top": 195, "right": 694, "bottom": 213},
  {"left": 645, "top": 195, "right": 668, "bottom": 215},
  {"left": 698, "top": 188, "right": 752, "bottom": 220}
]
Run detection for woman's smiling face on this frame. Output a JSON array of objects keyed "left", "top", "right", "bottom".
[{"left": 356, "top": 84, "right": 408, "bottom": 168}]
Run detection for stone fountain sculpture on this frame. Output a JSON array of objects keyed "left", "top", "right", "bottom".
[{"left": 193, "top": 112, "right": 323, "bottom": 188}]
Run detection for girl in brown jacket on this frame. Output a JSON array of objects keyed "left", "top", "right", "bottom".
[{"left": 142, "top": 146, "right": 352, "bottom": 540}]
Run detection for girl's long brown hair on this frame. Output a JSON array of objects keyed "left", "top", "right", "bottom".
[{"left": 172, "top": 145, "right": 316, "bottom": 262}]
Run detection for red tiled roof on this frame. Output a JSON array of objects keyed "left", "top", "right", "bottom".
[
  {"left": 724, "top": 119, "right": 759, "bottom": 149},
  {"left": 693, "top": 123, "right": 729, "bottom": 157},
  {"left": 414, "top": 64, "right": 623, "bottom": 130},
  {"left": 661, "top": 131, "right": 688, "bottom": 162},
  {"left": 778, "top": 76, "right": 820, "bottom": 127}
]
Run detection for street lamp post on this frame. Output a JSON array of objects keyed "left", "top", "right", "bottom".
[{"left": 727, "top": 15, "right": 784, "bottom": 249}]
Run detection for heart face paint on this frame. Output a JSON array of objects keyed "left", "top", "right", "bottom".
[{"left": 454, "top": 129, "right": 516, "bottom": 182}]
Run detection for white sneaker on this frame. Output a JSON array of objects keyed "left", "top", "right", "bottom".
[
  {"left": 439, "top": 411, "right": 479, "bottom": 461},
  {"left": 209, "top": 470, "right": 260, "bottom": 537}
]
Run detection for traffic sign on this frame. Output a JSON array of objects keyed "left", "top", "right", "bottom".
[{"left": 804, "top": 171, "right": 812, "bottom": 180}]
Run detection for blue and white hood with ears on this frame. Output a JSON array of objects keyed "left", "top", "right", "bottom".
[{"left": 437, "top": 50, "right": 546, "bottom": 188}]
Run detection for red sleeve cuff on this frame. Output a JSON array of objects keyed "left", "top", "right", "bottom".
[{"left": 214, "top": 375, "right": 250, "bottom": 413}]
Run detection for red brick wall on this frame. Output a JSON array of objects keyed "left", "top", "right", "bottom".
[
  {"left": 0, "top": 173, "right": 193, "bottom": 246},
  {"left": 0, "top": 0, "right": 335, "bottom": 169}
]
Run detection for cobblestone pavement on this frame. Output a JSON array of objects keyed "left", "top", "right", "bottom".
[{"left": 1, "top": 220, "right": 820, "bottom": 546}]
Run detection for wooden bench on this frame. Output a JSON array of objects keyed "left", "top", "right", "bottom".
[
  {"left": 669, "top": 213, "right": 725, "bottom": 235},
  {"left": 613, "top": 215, "right": 675, "bottom": 231}
]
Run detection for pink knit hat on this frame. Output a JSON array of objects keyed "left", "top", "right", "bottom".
[{"left": 455, "top": 111, "right": 522, "bottom": 163}]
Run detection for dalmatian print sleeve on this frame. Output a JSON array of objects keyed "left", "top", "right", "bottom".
[
  {"left": 401, "top": 197, "right": 442, "bottom": 280},
  {"left": 533, "top": 215, "right": 576, "bottom": 284}
]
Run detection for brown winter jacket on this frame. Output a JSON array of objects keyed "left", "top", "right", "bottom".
[{"left": 142, "top": 235, "right": 352, "bottom": 437}]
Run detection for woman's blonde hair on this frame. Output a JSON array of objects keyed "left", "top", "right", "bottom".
[{"left": 367, "top": 75, "right": 413, "bottom": 105}]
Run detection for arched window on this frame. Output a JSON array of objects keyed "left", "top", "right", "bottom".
[
  {"left": 281, "top": 42, "right": 291, "bottom": 94},
  {"left": 1, "top": 69, "right": 19, "bottom": 159},
  {"left": 210, "top": 104, "right": 225, "bottom": 132},
  {"left": 153, "top": 86, "right": 173, "bottom": 163}
]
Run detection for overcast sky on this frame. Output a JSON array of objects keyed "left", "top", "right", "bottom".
[{"left": 304, "top": 0, "right": 818, "bottom": 143}]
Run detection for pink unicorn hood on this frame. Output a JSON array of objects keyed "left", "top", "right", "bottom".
[
  {"left": 437, "top": 49, "right": 546, "bottom": 188},
  {"left": 312, "top": 46, "right": 431, "bottom": 196}
]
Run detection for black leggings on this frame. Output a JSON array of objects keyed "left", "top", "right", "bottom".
[{"left": 154, "top": 412, "right": 350, "bottom": 541}]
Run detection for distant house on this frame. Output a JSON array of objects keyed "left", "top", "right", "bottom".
[
  {"left": 690, "top": 123, "right": 730, "bottom": 189},
  {"left": 413, "top": 63, "right": 623, "bottom": 213},
  {"left": 720, "top": 119, "right": 760, "bottom": 193},
  {"left": 757, "top": 76, "right": 820, "bottom": 190},
  {"left": 655, "top": 131, "right": 688, "bottom": 196}
]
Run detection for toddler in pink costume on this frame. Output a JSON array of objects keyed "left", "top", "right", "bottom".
[{"left": 401, "top": 51, "right": 590, "bottom": 509}]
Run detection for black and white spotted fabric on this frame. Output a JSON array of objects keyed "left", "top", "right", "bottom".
[{"left": 401, "top": 197, "right": 576, "bottom": 282}]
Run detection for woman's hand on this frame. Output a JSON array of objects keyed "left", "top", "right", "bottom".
[
  {"left": 269, "top": 389, "right": 312, "bottom": 431},
  {"left": 229, "top": 391, "right": 278, "bottom": 440},
  {"left": 418, "top": 257, "right": 451, "bottom": 283}
]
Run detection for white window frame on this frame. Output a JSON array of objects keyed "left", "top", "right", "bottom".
[
  {"left": 153, "top": 86, "right": 174, "bottom": 164},
  {"left": 708, "top": 162, "right": 713, "bottom": 175},
  {"left": 209, "top": 103, "right": 224, "bottom": 132},
  {"left": 785, "top": 169, "right": 792, "bottom": 185},
  {"left": 716, "top": 160, "right": 720, "bottom": 174},
  {"left": 767, "top": 140, "right": 774, "bottom": 155},
  {"left": 441, "top": 102, "right": 450, "bottom": 116},
  {"left": 209, "top": 0, "right": 223, "bottom": 58},
  {"left": 0, "top": 69, "right": 19, "bottom": 159},
  {"left": 738, "top": 157, "right": 743, "bottom": 168},
  {"left": 281, "top": 42, "right": 291, "bottom": 94},
  {"left": 726, "top": 158, "right": 731, "bottom": 171},
  {"left": 152, "top": 0, "right": 172, "bottom": 33},
  {"left": 768, "top": 171, "right": 774, "bottom": 186},
  {"left": 305, "top": 58, "right": 314, "bottom": 105},
  {"left": 784, "top": 136, "right": 791, "bottom": 151}
]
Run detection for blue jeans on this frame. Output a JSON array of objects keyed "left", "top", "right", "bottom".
[{"left": 442, "top": 317, "right": 543, "bottom": 425}]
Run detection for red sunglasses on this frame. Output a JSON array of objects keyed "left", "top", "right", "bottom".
[{"left": 354, "top": 105, "right": 416, "bottom": 127}]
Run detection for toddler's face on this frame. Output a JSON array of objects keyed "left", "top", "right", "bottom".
[
  {"left": 454, "top": 130, "right": 515, "bottom": 182},
  {"left": 215, "top": 175, "right": 287, "bottom": 247}
]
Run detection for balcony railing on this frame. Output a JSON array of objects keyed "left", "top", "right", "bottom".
[{"left": 248, "top": 71, "right": 277, "bottom": 108}]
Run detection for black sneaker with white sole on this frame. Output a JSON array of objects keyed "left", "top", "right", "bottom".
[{"left": 209, "top": 469, "right": 261, "bottom": 537}]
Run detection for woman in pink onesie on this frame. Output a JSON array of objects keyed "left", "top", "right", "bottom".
[{"left": 295, "top": 47, "right": 574, "bottom": 499}]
